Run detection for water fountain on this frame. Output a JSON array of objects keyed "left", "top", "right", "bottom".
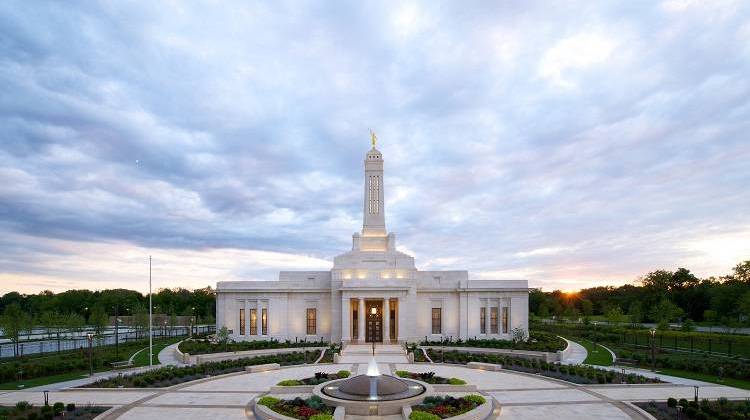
[{"left": 313, "top": 346, "right": 431, "bottom": 415}]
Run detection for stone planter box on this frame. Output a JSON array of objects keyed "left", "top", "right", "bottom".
[
  {"left": 432, "top": 384, "right": 478, "bottom": 392},
  {"left": 269, "top": 384, "right": 316, "bottom": 393},
  {"left": 466, "top": 362, "right": 503, "bottom": 371},
  {"left": 246, "top": 363, "right": 280, "bottom": 373}
]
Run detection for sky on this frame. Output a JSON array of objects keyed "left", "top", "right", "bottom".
[{"left": 1, "top": 1, "right": 749, "bottom": 294}]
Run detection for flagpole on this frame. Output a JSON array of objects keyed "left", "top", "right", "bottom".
[{"left": 149, "top": 255, "right": 153, "bottom": 367}]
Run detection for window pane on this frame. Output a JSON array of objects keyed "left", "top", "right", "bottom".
[
  {"left": 307, "top": 308, "right": 316, "bottom": 335},
  {"left": 490, "top": 307, "right": 498, "bottom": 334},
  {"left": 239, "top": 308, "right": 245, "bottom": 336},
  {"left": 502, "top": 307, "right": 509, "bottom": 334},
  {"left": 262, "top": 308, "right": 268, "bottom": 335},
  {"left": 480, "top": 307, "right": 486, "bottom": 334},
  {"left": 250, "top": 309, "right": 257, "bottom": 335},
  {"left": 431, "top": 308, "right": 441, "bottom": 334}
]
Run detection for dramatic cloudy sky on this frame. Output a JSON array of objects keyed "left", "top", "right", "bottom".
[{"left": 1, "top": 1, "right": 749, "bottom": 294}]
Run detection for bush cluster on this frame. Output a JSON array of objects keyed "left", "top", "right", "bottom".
[
  {"left": 394, "top": 371, "right": 466, "bottom": 385},
  {"left": 179, "top": 338, "right": 328, "bottom": 355},
  {"left": 84, "top": 352, "right": 311, "bottom": 388},
  {"left": 259, "top": 395, "right": 334, "bottom": 420},
  {"left": 420, "top": 331, "right": 566, "bottom": 352},
  {"left": 0, "top": 401, "right": 105, "bottom": 420},
  {"left": 641, "top": 397, "right": 750, "bottom": 420},
  {"left": 411, "top": 394, "right": 485, "bottom": 419},
  {"left": 428, "top": 349, "right": 659, "bottom": 385},
  {"left": 276, "top": 370, "right": 351, "bottom": 386}
]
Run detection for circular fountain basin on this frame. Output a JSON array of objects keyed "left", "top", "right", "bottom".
[{"left": 313, "top": 375, "right": 432, "bottom": 416}]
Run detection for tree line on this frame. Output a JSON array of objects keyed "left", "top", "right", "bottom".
[
  {"left": 0, "top": 287, "right": 216, "bottom": 356},
  {"left": 530, "top": 260, "right": 750, "bottom": 328}
]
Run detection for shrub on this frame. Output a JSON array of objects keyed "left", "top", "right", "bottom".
[
  {"left": 395, "top": 370, "right": 410, "bottom": 378},
  {"left": 277, "top": 379, "right": 303, "bottom": 386},
  {"left": 464, "top": 394, "right": 486, "bottom": 405},
  {"left": 27, "top": 413, "right": 39, "bottom": 420},
  {"left": 306, "top": 395, "right": 324, "bottom": 410},
  {"left": 52, "top": 402, "right": 65, "bottom": 415},
  {"left": 447, "top": 378, "right": 466, "bottom": 385},
  {"left": 15, "top": 401, "right": 31, "bottom": 412},
  {"left": 66, "top": 403, "right": 76, "bottom": 411},
  {"left": 667, "top": 398, "right": 677, "bottom": 408},
  {"left": 336, "top": 370, "right": 350, "bottom": 378},
  {"left": 309, "top": 415, "right": 333, "bottom": 420},
  {"left": 409, "top": 411, "right": 441, "bottom": 420},
  {"left": 257, "top": 396, "right": 280, "bottom": 407}
]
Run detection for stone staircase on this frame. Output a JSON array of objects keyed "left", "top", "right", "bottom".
[{"left": 338, "top": 343, "right": 409, "bottom": 363}]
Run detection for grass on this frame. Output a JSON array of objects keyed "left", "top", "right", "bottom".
[
  {"left": 130, "top": 337, "right": 181, "bottom": 367},
  {"left": 575, "top": 338, "right": 614, "bottom": 366},
  {"left": 655, "top": 367, "right": 750, "bottom": 390},
  {"left": 0, "top": 371, "right": 89, "bottom": 390}
]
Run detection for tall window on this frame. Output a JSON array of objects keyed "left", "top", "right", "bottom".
[
  {"left": 368, "top": 176, "right": 380, "bottom": 214},
  {"left": 306, "top": 308, "right": 317, "bottom": 335},
  {"left": 480, "top": 307, "right": 486, "bottom": 334},
  {"left": 250, "top": 309, "right": 257, "bottom": 335},
  {"left": 431, "top": 308, "right": 442, "bottom": 334},
  {"left": 239, "top": 308, "right": 245, "bottom": 335},
  {"left": 490, "top": 307, "right": 498, "bottom": 334},
  {"left": 502, "top": 307, "right": 509, "bottom": 334},
  {"left": 261, "top": 308, "right": 268, "bottom": 335},
  {"left": 352, "top": 305, "right": 358, "bottom": 338}
]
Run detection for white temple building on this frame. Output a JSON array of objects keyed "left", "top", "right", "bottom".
[{"left": 216, "top": 139, "right": 529, "bottom": 344}]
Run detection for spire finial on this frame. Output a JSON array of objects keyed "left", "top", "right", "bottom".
[{"left": 369, "top": 129, "right": 377, "bottom": 147}]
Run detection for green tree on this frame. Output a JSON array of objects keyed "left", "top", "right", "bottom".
[
  {"left": 606, "top": 306, "right": 625, "bottom": 326},
  {"left": 738, "top": 292, "right": 750, "bottom": 325},
  {"left": 90, "top": 305, "right": 109, "bottom": 343},
  {"left": 628, "top": 302, "right": 643, "bottom": 326},
  {"left": 0, "top": 303, "right": 31, "bottom": 357},
  {"left": 580, "top": 299, "right": 594, "bottom": 317},
  {"left": 733, "top": 261, "right": 750, "bottom": 283}
]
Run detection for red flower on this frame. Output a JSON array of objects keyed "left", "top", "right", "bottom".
[{"left": 298, "top": 406, "right": 319, "bottom": 418}]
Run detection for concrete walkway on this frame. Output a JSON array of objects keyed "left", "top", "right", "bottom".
[
  {"left": 157, "top": 341, "right": 186, "bottom": 366},
  {"left": 561, "top": 337, "right": 588, "bottom": 365},
  {"left": 339, "top": 343, "right": 409, "bottom": 363}
]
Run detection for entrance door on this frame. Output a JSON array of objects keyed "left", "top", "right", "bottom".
[{"left": 365, "top": 300, "right": 383, "bottom": 342}]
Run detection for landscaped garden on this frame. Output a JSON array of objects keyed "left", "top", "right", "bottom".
[
  {"left": 0, "top": 401, "right": 108, "bottom": 419},
  {"left": 637, "top": 397, "right": 750, "bottom": 420},
  {"left": 178, "top": 338, "right": 329, "bottom": 355},
  {"left": 419, "top": 331, "right": 566, "bottom": 352},
  {"left": 394, "top": 371, "right": 466, "bottom": 385},
  {"left": 277, "top": 370, "right": 350, "bottom": 386},
  {"left": 0, "top": 337, "right": 178, "bottom": 389},
  {"left": 427, "top": 349, "right": 660, "bottom": 384},
  {"left": 83, "top": 352, "right": 315, "bottom": 388},
  {"left": 409, "top": 395, "right": 486, "bottom": 419},
  {"left": 257, "top": 395, "right": 333, "bottom": 420}
]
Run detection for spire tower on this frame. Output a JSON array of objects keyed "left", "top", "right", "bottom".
[{"left": 362, "top": 133, "right": 385, "bottom": 236}]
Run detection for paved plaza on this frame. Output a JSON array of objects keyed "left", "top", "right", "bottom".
[{"left": 1, "top": 359, "right": 749, "bottom": 419}]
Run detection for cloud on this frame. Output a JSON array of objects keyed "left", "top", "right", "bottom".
[{"left": 0, "top": 1, "right": 749, "bottom": 293}]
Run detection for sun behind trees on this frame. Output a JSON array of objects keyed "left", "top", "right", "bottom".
[{"left": 531, "top": 260, "right": 750, "bottom": 328}]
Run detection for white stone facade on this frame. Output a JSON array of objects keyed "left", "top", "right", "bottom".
[{"left": 216, "top": 143, "right": 529, "bottom": 343}]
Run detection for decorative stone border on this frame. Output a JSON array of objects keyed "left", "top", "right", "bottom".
[{"left": 403, "top": 396, "right": 495, "bottom": 420}]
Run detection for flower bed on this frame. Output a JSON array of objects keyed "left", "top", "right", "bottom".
[
  {"left": 257, "top": 396, "right": 333, "bottom": 420},
  {"left": 410, "top": 395, "right": 485, "bottom": 419},
  {"left": 180, "top": 338, "right": 329, "bottom": 355},
  {"left": 429, "top": 349, "right": 661, "bottom": 384},
  {"left": 0, "top": 401, "right": 108, "bottom": 419},
  {"left": 420, "top": 331, "right": 566, "bottom": 352},
  {"left": 395, "top": 371, "right": 466, "bottom": 385},
  {"left": 637, "top": 397, "right": 750, "bottom": 420},
  {"left": 83, "top": 352, "right": 310, "bottom": 388},
  {"left": 277, "top": 370, "right": 350, "bottom": 386}
]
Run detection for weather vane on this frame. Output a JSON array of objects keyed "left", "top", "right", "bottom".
[{"left": 369, "top": 129, "right": 377, "bottom": 147}]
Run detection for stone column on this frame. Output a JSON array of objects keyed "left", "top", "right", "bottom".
[
  {"left": 358, "top": 298, "right": 366, "bottom": 342},
  {"left": 485, "top": 298, "right": 491, "bottom": 336},
  {"left": 383, "top": 298, "right": 390, "bottom": 343},
  {"left": 243, "top": 300, "right": 249, "bottom": 337},
  {"left": 498, "top": 299, "right": 503, "bottom": 335},
  {"left": 256, "top": 299, "right": 263, "bottom": 337},
  {"left": 341, "top": 297, "right": 351, "bottom": 342}
]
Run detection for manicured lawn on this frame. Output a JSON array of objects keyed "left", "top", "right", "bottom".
[
  {"left": 0, "top": 371, "right": 89, "bottom": 390},
  {"left": 656, "top": 367, "right": 750, "bottom": 390},
  {"left": 130, "top": 337, "right": 182, "bottom": 366},
  {"left": 577, "top": 338, "right": 614, "bottom": 366}
]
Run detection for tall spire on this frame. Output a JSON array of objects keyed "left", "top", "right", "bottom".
[{"left": 362, "top": 134, "right": 385, "bottom": 236}]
